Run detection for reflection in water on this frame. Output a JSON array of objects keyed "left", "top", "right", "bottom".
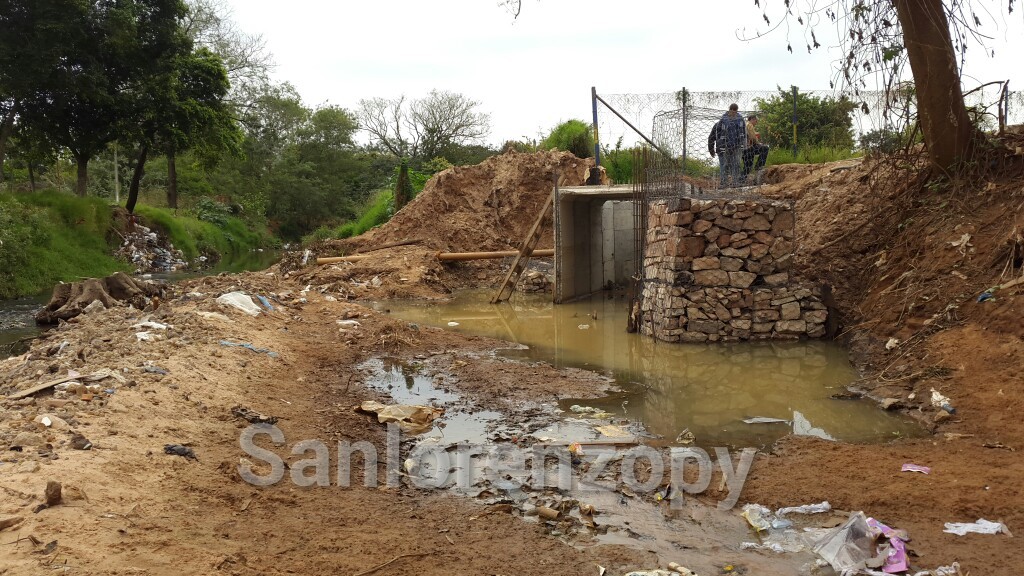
[{"left": 373, "top": 290, "right": 924, "bottom": 447}]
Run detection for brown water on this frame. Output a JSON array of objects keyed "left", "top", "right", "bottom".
[{"left": 372, "top": 289, "right": 924, "bottom": 448}]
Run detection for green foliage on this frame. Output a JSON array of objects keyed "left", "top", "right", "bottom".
[
  {"left": 195, "top": 197, "right": 232, "bottom": 225},
  {"left": 859, "top": 129, "right": 907, "bottom": 154},
  {"left": 395, "top": 160, "right": 412, "bottom": 210},
  {"left": 307, "top": 189, "right": 394, "bottom": 243},
  {"left": 0, "top": 191, "right": 128, "bottom": 298},
  {"left": 601, "top": 140, "right": 635, "bottom": 184},
  {"left": 541, "top": 120, "right": 594, "bottom": 159},
  {"left": 754, "top": 87, "right": 857, "bottom": 152},
  {"left": 766, "top": 146, "right": 862, "bottom": 165},
  {"left": 135, "top": 204, "right": 269, "bottom": 260}
]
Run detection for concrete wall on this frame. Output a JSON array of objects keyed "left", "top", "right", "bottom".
[{"left": 554, "top": 187, "right": 635, "bottom": 303}]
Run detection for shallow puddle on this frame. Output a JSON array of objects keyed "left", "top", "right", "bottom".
[{"left": 371, "top": 289, "right": 924, "bottom": 448}]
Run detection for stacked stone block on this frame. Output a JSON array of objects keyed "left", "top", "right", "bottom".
[{"left": 639, "top": 197, "right": 827, "bottom": 343}]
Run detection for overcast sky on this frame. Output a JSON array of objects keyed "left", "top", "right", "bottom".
[{"left": 224, "top": 0, "right": 1024, "bottom": 146}]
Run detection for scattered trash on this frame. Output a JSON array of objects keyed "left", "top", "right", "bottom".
[
  {"left": 885, "top": 337, "right": 900, "bottom": 351},
  {"left": 675, "top": 428, "right": 695, "bottom": 445},
  {"left": 83, "top": 300, "right": 106, "bottom": 314},
  {"left": 219, "top": 340, "right": 279, "bottom": 358},
  {"left": 337, "top": 320, "right": 362, "bottom": 329},
  {"left": 357, "top": 401, "right": 443, "bottom": 435},
  {"left": 901, "top": 463, "right": 931, "bottom": 475},
  {"left": 232, "top": 405, "right": 278, "bottom": 425},
  {"left": 741, "top": 504, "right": 773, "bottom": 532},
  {"left": 135, "top": 332, "right": 155, "bottom": 342},
  {"left": 949, "top": 233, "right": 972, "bottom": 254},
  {"left": 447, "top": 321, "right": 460, "bottom": 327},
  {"left": 743, "top": 417, "right": 791, "bottom": 425},
  {"left": 195, "top": 311, "right": 233, "bottom": 323},
  {"left": 164, "top": 444, "right": 197, "bottom": 460},
  {"left": 578, "top": 324, "right": 590, "bottom": 330},
  {"left": 595, "top": 425, "right": 632, "bottom": 438},
  {"left": 216, "top": 292, "right": 262, "bottom": 316},
  {"left": 256, "top": 295, "right": 275, "bottom": 311},
  {"left": 144, "top": 366, "right": 170, "bottom": 375},
  {"left": 943, "top": 519, "right": 1011, "bottom": 536},
  {"left": 930, "top": 389, "right": 956, "bottom": 413},
  {"left": 741, "top": 541, "right": 787, "bottom": 553},
  {"left": 623, "top": 571, "right": 675, "bottom": 576},
  {"left": 69, "top": 433, "right": 92, "bottom": 450},
  {"left": 777, "top": 501, "right": 831, "bottom": 516},
  {"left": 977, "top": 289, "right": 996, "bottom": 303},
  {"left": 812, "top": 512, "right": 878, "bottom": 574},
  {"left": 301, "top": 249, "right": 312, "bottom": 265},
  {"left": 131, "top": 321, "right": 169, "bottom": 331},
  {"left": 536, "top": 506, "right": 560, "bottom": 521},
  {"left": 666, "top": 562, "right": 697, "bottom": 576},
  {"left": 568, "top": 442, "right": 584, "bottom": 456}
]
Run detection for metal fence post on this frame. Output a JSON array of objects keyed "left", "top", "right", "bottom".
[
  {"left": 591, "top": 87, "right": 601, "bottom": 166},
  {"left": 792, "top": 85, "right": 799, "bottom": 158},
  {"left": 681, "top": 87, "right": 688, "bottom": 174}
]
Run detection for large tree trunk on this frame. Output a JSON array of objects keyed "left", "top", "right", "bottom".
[
  {"left": 75, "top": 154, "right": 89, "bottom": 197},
  {"left": 0, "top": 100, "right": 17, "bottom": 185},
  {"left": 894, "top": 0, "right": 980, "bottom": 170},
  {"left": 167, "top": 150, "right": 178, "bottom": 209},
  {"left": 125, "top": 144, "right": 149, "bottom": 214}
]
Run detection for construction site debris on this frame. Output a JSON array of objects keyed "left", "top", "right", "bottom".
[
  {"left": 357, "top": 400, "right": 443, "bottom": 435},
  {"left": 217, "top": 292, "right": 263, "bottom": 316},
  {"left": 942, "top": 519, "right": 1011, "bottom": 536}
]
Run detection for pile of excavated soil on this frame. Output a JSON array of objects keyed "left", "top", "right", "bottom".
[{"left": 328, "top": 150, "right": 592, "bottom": 255}]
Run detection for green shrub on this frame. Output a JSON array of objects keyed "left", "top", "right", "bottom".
[
  {"left": 766, "top": 146, "right": 861, "bottom": 165},
  {"left": 135, "top": 205, "right": 269, "bottom": 260},
  {"left": 541, "top": 120, "right": 595, "bottom": 159}
]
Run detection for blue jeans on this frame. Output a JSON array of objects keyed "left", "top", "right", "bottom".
[{"left": 719, "top": 148, "right": 743, "bottom": 188}]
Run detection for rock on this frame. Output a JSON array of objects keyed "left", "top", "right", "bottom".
[
  {"left": 689, "top": 320, "right": 725, "bottom": 334},
  {"left": 780, "top": 301, "right": 801, "bottom": 320},
  {"left": 12, "top": 432, "right": 46, "bottom": 448},
  {"left": 776, "top": 320, "right": 807, "bottom": 334},
  {"left": 669, "top": 237, "right": 706, "bottom": 259},
  {"left": 772, "top": 210, "right": 796, "bottom": 233},
  {"left": 694, "top": 270, "right": 730, "bottom": 286},
  {"left": 716, "top": 217, "right": 744, "bottom": 232},
  {"left": 0, "top": 516, "right": 25, "bottom": 531},
  {"left": 83, "top": 300, "right": 107, "bottom": 314},
  {"left": 33, "top": 414, "right": 70, "bottom": 432},
  {"left": 691, "top": 257, "right": 721, "bottom": 271},
  {"left": 45, "top": 480, "right": 62, "bottom": 507},
  {"left": 934, "top": 411, "right": 952, "bottom": 424},
  {"left": 753, "top": 309, "right": 781, "bottom": 322},
  {"left": 69, "top": 433, "right": 93, "bottom": 450},
  {"left": 803, "top": 310, "right": 829, "bottom": 324},
  {"left": 749, "top": 243, "right": 770, "bottom": 259},
  {"left": 743, "top": 214, "right": 772, "bottom": 231},
  {"left": 16, "top": 461, "right": 41, "bottom": 474},
  {"left": 720, "top": 246, "right": 751, "bottom": 259},
  {"left": 728, "top": 272, "right": 757, "bottom": 288},
  {"left": 730, "top": 319, "right": 753, "bottom": 330},
  {"left": 666, "top": 210, "right": 694, "bottom": 226},
  {"left": 764, "top": 273, "right": 790, "bottom": 286},
  {"left": 752, "top": 322, "right": 775, "bottom": 333},
  {"left": 693, "top": 219, "right": 714, "bottom": 234},
  {"left": 719, "top": 257, "right": 744, "bottom": 272}
]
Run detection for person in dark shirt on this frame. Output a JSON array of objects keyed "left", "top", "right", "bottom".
[{"left": 707, "top": 104, "right": 747, "bottom": 188}]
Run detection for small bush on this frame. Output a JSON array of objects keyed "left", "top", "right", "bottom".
[{"left": 541, "top": 120, "right": 595, "bottom": 159}]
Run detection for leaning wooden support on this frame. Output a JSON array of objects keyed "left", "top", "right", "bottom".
[{"left": 316, "top": 249, "right": 553, "bottom": 266}]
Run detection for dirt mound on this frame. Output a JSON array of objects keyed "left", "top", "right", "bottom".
[{"left": 336, "top": 150, "right": 592, "bottom": 254}]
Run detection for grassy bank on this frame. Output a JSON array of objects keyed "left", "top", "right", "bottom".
[
  {"left": 0, "top": 192, "right": 128, "bottom": 299},
  {"left": 304, "top": 189, "right": 395, "bottom": 244},
  {"left": 0, "top": 191, "right": 275, "bottom": 299}
]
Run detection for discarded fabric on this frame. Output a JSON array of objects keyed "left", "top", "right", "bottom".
[
  {"left": 256, "top": 295, "right": 274, "bottom": 311},
  {"left": 943, "top": 519, "right": 1010, "bottom": 536},
  {"left": 777, "top": 501, "right": 831, "bottom": 516},
  {"left": 744, "top": 417, "right": 791, "bottom": 425}
]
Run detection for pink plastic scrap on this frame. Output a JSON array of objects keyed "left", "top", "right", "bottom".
[
  {"left": 901, "top": 463, "right": 931, "bottom": 474},
  {"left": 867, "top": 518, "right": 910, "bottom": 574}
]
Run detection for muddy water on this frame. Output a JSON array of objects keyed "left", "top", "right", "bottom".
[{"left": 372, "top": 289, "right": 924, "bottom": 448}]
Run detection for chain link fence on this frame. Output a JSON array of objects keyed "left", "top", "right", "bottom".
[{"left": 596, "top": 85, "right": 1023, "bottom": 189}]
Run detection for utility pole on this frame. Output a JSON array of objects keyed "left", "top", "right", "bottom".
[{"left": 113, "top": 144, "right": 120, "bottom": 204}]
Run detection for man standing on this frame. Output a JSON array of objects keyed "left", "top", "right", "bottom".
[
  {"left": 707, "top": 104, "right": 746, "bottom": 189},
  {"left": 741, "top": 114, "right": 770, "bottom": 185}
]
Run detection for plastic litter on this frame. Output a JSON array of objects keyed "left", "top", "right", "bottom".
[
  {"left": 675, "top": 428, "right": 696, "bottom": 445},
  {"left": 144, "top": 366, "right": 170, "bottom": 375},
  {"left": 216, "top": 292, "right": 262, "bottom": 316},
  {"left": 777, "top": 501, "right": 831, "bottom": 516},
  {"left": 743, "top": 417, "right": 791, "bottom": 424},
  {"left": 866, "top": 518, "right": 909, "bottom": 574},
  {"left": 901, "top": 463, "right": 931, "bottom": 475},
  {"left": 741, "top": 504, "right": 773, "bottom": 532},
  {"left": 132, "top": 321, "right": 169, "bottom": 330},
  {"left": 885, "top": 337, "right": 901, "bottom": 351},
  {"left": 164, "top": 444, "right": 197, "bottom": 460},
  {"left": 194, "top": 311, "right": 232, "bottom": 323},
  {"left": 256, "top": 295, "right": 274, "bottom": 311},
  {"left": 135, "top": 332, "right": 155, "bottom": 342},
  {"left": 741, "top": 541, "right": 787, "bottom": 553},
  {"left": 447, "top": 321, "right": 460, "bottom": 327},
  {"left": 219, "top": 340, "right": 279, "bottom": 358},
  {"left": 812, "top": 512, "right": 878, "bottom": 574},
  {"left": 578, "top": 324, "right": 590, "bottom": 330},
  {"left": 930, "top": 388, "right": 956, "bottom": 414},
  {"left": 337, "top": 320, "right": 362, "bottom": 329},
  {"left": 943, "top": 519, "right": 1010, "bottom": 536},
  {"left": 357, "top": 400, "right": 443, "bottom": 435},
  {"left": 623, "top": 571, "right": 674, "bottom": 576}
]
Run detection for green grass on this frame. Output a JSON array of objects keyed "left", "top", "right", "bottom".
[
  {"left": 305, "top": 189, "right": 394, "bottom": 244},
  {"left": 135, "top": 205, "right": 270, "bottom": 261},
  {"left": 0, "top": 191, "right": 129, "bottom": 299},
  {"left": 766, "top": 146, "right": 861, "bottom": 165}
]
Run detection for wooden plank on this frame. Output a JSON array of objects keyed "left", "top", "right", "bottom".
[
  {"left": 491, "top": 188, "right": 555, "bottom": 304},
  {"left": 6, "top": 375, "right": 81, "bottom": 400}
]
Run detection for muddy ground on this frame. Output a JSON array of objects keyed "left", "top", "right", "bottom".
[{"left": 3, "top": 149, "right": 1023, "bottom": 575}]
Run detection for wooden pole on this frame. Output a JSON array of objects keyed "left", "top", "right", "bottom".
[{"left": 316, "top": 249, "right": 554, "bottom": 266}]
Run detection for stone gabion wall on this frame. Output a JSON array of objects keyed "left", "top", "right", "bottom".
[{"left": 639, "top": 197, "right": 828, "bottom": 343}]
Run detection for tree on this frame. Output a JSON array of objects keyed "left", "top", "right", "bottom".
[
  {"left": 19, "top": 0, "right": 191, "bottom": 197},
  {"left": 357, "top": 90, "right": 491, "bottom": 161},
  {"left": 395, "top": 159, "right": 412, "bottom": 210},
  {"left": 124, "top": 47, "right": 240, "bottom": 213},
  {"left": 739, "top": 0, "right": 1006, "bottom": 170},
  {"left": 0, "top": 0, "right": 86, "bottom": 184},
  {"left": 753, "top": 88, "right": 857, "bottom": 151}
]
